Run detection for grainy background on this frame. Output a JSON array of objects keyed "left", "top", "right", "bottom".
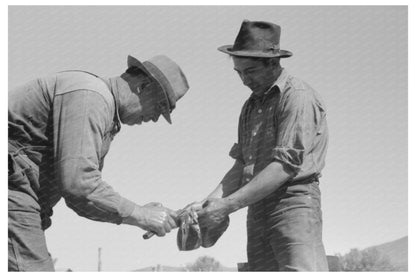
[{"left": 8, "top": 5, "right": 408, "bottom": 271}]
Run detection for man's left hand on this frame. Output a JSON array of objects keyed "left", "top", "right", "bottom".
[{"left": 197, "top": 198, "right": 232, "bottom": 228}]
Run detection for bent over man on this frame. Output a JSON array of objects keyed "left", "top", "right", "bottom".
[{"left": 8, "top": 54, "right": 189, "bottom": 271}]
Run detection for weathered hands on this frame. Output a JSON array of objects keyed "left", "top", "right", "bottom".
[
  {"left": 182, "top": 201, "right": 204, "bottom": 214},
  {"left": 197, "top": 198, "right": 232, "bottom": 228},
  {"left": 124, "top": 202, "right": 178, "bottom": 237}
]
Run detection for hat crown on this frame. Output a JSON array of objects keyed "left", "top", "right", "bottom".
[
  {"left": 233, "top": 20, "right": 281, "bottom": 54},
  {"left": 143, "top": 55, "right": 189, "bottom": 109},
  {"left": 217, "top": 20, "right": 292, "bottom": 58}
]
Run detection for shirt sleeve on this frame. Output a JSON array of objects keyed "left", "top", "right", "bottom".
[
  {"left": 272, "top": 88, "right": 323, "bottom": 175},
  {"left": 229, "top": 100, "right": 249, "bottom": 163},
  {"left": 53, "top": 90, "right": 135, "bottom": 224}
]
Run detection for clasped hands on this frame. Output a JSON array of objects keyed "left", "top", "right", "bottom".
[
  {"left": 185, "top": 198, "right": 232, "bottom": 229},
  {"left": 125, "top": 198, "right": 232, "bottom": 238}
]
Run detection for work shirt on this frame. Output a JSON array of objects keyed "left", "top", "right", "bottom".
[
  {"left": 229, "top": 69, "right": 328, "bottom": 187},
  {"left": 8, "top": 71, "right": 135, "bottom": 225}
]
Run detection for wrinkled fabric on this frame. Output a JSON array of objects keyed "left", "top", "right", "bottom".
[
  {"left": 8, "top": 71, "right": 135, "bottom": 225},
  {"left": 8, "top": 210, "right": 54, "bottom": 272},
  {"left": 229, "top": 69, "right": 328, "bottom": 186},
  {"left": 246, "top": 182, "right": 328, "bottom": 271},
  {"left": 8, "top": 148, "right": 54, "bottom": 271},
  {"left": 227, "top": 69, "right": 329, "bottom": 271}
]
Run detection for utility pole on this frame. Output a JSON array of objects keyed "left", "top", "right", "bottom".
[{"left": 98, "top": 247, "right": 102, "bottom": 272}]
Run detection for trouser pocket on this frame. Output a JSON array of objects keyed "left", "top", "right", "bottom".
[
  {"left": 8, "top": 210, "right": 54, "bottom": 271},
  {"left": 8, "top": 151, "right": 40, "bottom": 194}
]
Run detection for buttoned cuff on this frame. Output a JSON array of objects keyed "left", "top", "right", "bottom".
[{"left": 272, "top": 146, "right": 305, "bottom": 175}]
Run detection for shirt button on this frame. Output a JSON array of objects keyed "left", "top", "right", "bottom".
[
  {"left": 253, "top": 131, "right": 257, "bottom": 136},
  {"left": 258, "top": 109, "right": 262, "bottom": 114},
  {"left": 249, "top": 155, "right": 253, "bottom": 160}
]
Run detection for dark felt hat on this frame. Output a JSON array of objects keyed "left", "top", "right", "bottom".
[{"left": 218, "top": 20, "right": 292, "bottom": 58}]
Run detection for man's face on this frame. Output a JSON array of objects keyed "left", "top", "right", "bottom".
[
  {"left": 232, "top": 56, "right": 278, "bottom": 95},
  {"left": 120, "top": 73, "right": 168, "bottom": 125}
]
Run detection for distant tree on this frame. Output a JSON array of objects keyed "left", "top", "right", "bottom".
[
  {"left": 186, "top": 256, "right": 222, "bottom": 272},
  {"left": 337, "top": 248, "right": 396, "bottom": 271},
  {"left": 326, "top": 255, "right": 342, "bottom": 271}
]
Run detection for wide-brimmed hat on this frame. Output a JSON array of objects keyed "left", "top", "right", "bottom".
[
  {"left": 218, "top": 20, "right": 292, "bottom": 58},
  {"left": 127, "top": 55, "right": 189, "bottom": 124}
]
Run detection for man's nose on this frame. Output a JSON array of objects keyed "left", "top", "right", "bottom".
[{"left": 152, "top": 114, "right": 160, "bottom": 122}]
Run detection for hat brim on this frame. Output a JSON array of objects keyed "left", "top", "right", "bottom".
[
  {"left": 161, "top": 110, "right": 172, "bottom": 124},
  {"left": 218, "top": 45, "right": 292, "bottom": 58},
  {"left": 128, "top": 55, "right": 172, "bottom": 124},
  {"left": 128, "top": 55, "right": 153, "bottom": 79},
  {"left": 154, "top": 86, "right": 172, "bottom": 124}
]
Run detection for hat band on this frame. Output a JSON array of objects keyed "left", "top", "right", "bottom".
[
  {"left": 234, "top": 43, "right": 280, "bottom": 53},
  {"left": 269, "top": 43, "right": 280, "bottom": 53}
]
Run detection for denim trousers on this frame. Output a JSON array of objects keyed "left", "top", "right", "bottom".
[
  {"left": 8, "top": 144, "right": 54, "bottom": 271},
  {"left": 246, "top": 181, "right": 329, "bottom": 271}
]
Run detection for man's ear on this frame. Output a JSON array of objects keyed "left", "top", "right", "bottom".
[{"left": 121, "top": 72, "right": 141, "bottom": 94}]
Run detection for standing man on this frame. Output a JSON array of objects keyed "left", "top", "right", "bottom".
[
  {"left": 194, "top": 20, "right": 329, "bottom": 271},
  {"left": 8, "top": 54, "right": 189, "bottom": 271}
]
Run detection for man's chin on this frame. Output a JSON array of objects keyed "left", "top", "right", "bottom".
[
  {"left": 248, "top": 86, "right": 263, "bottom": 95},
  {"left": 252, "top": 89, "right": 264, "bottom": 96},
  {"left": 121, "top": 116, "right": 143, "bottom": 126},
  {"left": 125, "top": 121, "right": 141, "bottom": 126}
]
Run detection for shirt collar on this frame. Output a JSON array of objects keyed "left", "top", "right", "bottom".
[
  {"left": 272, "top": 68, "right": 289, "bottom": 92},
  {"left": 269, "top": 68, "right": 289, "bottom": 94},
  {"left": 102, "top": 77, "right": 122, "bottom": 127},
  {"left": 248, "top": 68, "right": 289, "bottom": 103}
]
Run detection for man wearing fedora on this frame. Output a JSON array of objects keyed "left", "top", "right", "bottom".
[
  {"left": 8, "top": 55, "right": 189, "bottom": 271},
  {"left": 194, "top": 20, "right": 329, "bottom": 271}
]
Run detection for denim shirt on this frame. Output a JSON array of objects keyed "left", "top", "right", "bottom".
[
  {"left": 229, "top": 69, "right": 329, "bottom": 187},
  {"left": 8, "top": 71, "right": 135, "bottom": 224}
]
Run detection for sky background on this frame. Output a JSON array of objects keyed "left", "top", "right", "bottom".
[{"left": 8, "top": 5, "right": 408, "bottom": 271}]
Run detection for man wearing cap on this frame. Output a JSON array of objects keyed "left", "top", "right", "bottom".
[
  {"left": 192, "top": 20, "right": 329, "bottom": 271},
  {"left": 8, "top": 55, "right": 189, "bottom": 271}
]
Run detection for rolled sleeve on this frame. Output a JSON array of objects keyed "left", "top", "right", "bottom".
[
  {"left": 54, "top": 90, "right": 134, "bottom": 224},
  {"left": 272, "top": 147, "right": 305, "bottom": 173},
  {"left": 272, "top": 88, "right": 317, "bottom": 175}
]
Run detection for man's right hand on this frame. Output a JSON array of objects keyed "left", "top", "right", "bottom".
[{"left": 123, "top": 202, "right": 177, "bottom": 237}]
